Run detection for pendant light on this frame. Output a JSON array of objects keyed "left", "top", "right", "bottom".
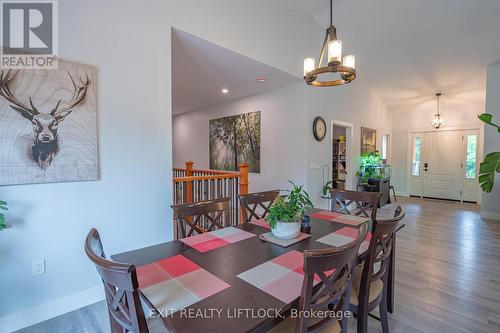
[
  {"left": 431, "top": 93, "right": 444, "bottom": 129},
  {"left": 303, "top": 0, "right": 356, "bottom": 87}
]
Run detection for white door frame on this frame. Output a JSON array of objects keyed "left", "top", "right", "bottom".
[
  {"left": 406, "top": 125, "right": 483, "bottom": 204},
  {"left": 330, "top": 119, "right": 355, "bottom": 191}
]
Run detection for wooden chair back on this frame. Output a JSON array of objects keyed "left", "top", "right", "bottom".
[
  {"left": 239, "top": 190, "right": 280, "bottom": 223},
  {"left": 84, "top": 228, "right": 149, "bottom": 333},
  {"left": 330, "top": 189, "right": 382, "bottom": 222},
  {"left": 171, "top": 197, "right": 230, "bottom": 238},
  {"left": 357, "top": 205, "right": 405, "bottom": 309},
  {"left": 296, "top": 223, "right": 369, "bottom": 333}
]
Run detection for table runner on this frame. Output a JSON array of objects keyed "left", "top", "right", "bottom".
[
  {"left": 237, "top": 250, "right": 333, "bottom": 303},
  {"left": 137, "top": 255, "right": 230, "bottom": 315},
  {"left": 310, "top": 210, "right": 369, "bottom": 226},
  {"left": 180, "top": 227, "right": 256, "bottom": 253}
]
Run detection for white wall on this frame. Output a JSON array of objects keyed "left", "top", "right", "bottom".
[
  {"left": 481, "top": 62, "right": 500, "bottom": 220},
  {"left": 173, "top": 83, "right": 308, "bottom": 192},
  {"left": 306, "top": 83, "right": 390, "bottom": 209},
  {"left": 0, "top": 0, "right": 322, "bottom": 331},
  {"left": 390, "top": 101, "right": 484, "bottom": 196}
]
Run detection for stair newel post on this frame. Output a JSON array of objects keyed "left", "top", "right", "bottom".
[
  {"left": 238, "top": 163, "right": 249, "bottom": 224},
  {"left": 185, "top": 161, "right": 194, "bottom": 203}
]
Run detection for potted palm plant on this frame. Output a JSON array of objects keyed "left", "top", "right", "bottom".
[{"left": 267, "top": 182, "right": 313, "bottom": 240}]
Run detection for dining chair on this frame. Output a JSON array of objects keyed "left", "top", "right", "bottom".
[
  {"left": 270, "top": 223, "right": 369, "bottom": 333},
  {"left": 350, "top": 205, "right": 405, "bottom": 333},
  {"left": 330, "top": 189, "right": 382, "bottom": 222},
  {"left": 239, "top": 190, "right": 280, "bottom": 223},
  {"left": 85, "top": 228, "right": 168, "bottom": 333},
  {"left": 171, "top": 197, "right": 230, "bottom": 238}
]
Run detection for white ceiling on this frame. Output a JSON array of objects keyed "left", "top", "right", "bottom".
[
  {"left": 262, "top": 0, "right": 340, "bottom": 17},
  {"left": 172, "top": 29, "right": 300, "bottom": 115},
  {"left": 269, "top": 0, "right": 500, "bottom": 113}
]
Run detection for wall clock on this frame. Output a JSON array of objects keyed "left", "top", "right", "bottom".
[{"left": 313, "top": 116, "right": 327, "bottom": 142}]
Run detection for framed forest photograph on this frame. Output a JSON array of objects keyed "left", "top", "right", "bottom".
[{"left": 209, "top": 111, "right": 261, "bottom": 173}]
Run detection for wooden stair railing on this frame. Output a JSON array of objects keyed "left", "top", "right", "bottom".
[{"left": 172, "top": 161, "right": 249, "bottom": 238}]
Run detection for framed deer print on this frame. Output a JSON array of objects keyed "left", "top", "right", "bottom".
[{"left": 0, "top": 60, "right": 98, "bottom": 185}]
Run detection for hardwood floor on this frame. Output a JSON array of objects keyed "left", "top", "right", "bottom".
[{"left": 15, "top": 197, "right": 500, "bottom": 333}]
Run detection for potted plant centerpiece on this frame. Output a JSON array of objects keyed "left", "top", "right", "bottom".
[{"left": 267, "top": 182, "right": 313, "bottom": 240}]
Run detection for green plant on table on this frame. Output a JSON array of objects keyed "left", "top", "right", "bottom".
[
  {"left": 323, "top": 180, "right": 333, "bottom": 196},
  {"left": 478, "top": 113, "right": 500, "bottom": 193},
  {"left": 267, "top": 181, "right": 313, "bottom": 229},
  {"left": 0, "top": 201, "right": 7, "bottom": 231}
]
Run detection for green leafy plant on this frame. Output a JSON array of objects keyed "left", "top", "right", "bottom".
[
  {"left": 478, "top": 113, "right": 500, "bottom": 193},
  {"left": 358, "top": 151, "right": 382, "bottom": 183},
  {"left": 0, "top": 201, "right": 7, "bottom": 231},
  {"left": 323, "top": 180, "right": 333, "bottom": 196},
  {"left": 267, "top": 182, "right": 313, "bottom": 229}
]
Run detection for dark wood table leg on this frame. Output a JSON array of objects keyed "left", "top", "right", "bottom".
[{"left": 388, "top": 235, "right": 396, "bottom": 313}]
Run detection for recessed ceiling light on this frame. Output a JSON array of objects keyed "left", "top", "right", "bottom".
[
  {"left": 221, "top": 88, "right": 229, "bottom": 94},
  {"left": 257, "top": 77, "right": 267, "bottom": 84}
]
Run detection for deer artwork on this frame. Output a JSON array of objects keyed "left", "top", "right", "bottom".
[{"left": 0, "top": 70, "right": 91, "bottom": 170}]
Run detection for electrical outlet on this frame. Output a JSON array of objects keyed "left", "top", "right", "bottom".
[{"left": 32, "top": 259, "right": 45, "bottom": 275}]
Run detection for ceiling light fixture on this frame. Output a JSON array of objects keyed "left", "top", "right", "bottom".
[
  {"left": 221, "top": 88, "right": 229, "bottom": 94},
  {"left": 303, "top": 0, "right": 356, "bottom": 87},
  {"left": 431, "top": 93, "right": 444, "bottom": 129}
]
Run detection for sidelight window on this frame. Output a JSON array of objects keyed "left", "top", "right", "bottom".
[
  {"left": 412, "top": 136, "right": 421, "bottom": 176},
  {"left": 465, "top": 134, "right": 477, "bottom": 179}
]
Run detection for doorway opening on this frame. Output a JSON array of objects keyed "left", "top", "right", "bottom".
[{"left": 329, "top": 120, "right": 354, "bottom": 191}]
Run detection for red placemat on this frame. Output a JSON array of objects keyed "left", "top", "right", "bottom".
[
  {"left": 237, "top": 251, "right": 334, "bottom": 303},
  {"left": 180, "top": 227, "right": 256, "bottom": 253},
  {"left": 311, "top": 210, "right": 370, "bottom": 226},
  {"left": 249, "top": 218, "right": 270, "bottom": 229},
  {"left": 137, "top": 255, "right": 230, "bottom": 315}
]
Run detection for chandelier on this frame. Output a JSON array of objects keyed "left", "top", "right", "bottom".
[
  {"left": 431, "top": 93, "right": 444, "bottom": 129},
  {"left": 303, "top": 0, "right": 356, "bottom": 87}
]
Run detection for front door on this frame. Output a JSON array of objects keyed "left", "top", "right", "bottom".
[
  {"left": 408, "top": 129, "right": 479, "bottom": 202},
  {"left": 422, "top": 131, "right": 463, "bottom": 200}
]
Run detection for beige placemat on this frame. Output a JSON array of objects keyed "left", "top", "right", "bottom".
[{"left": 259, "top": 232, "right": 311, "bottom": 247}]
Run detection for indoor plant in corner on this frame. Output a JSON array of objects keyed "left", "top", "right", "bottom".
[
  {"left": 478, "top": 113, "right": 500, "bottom": 192},
  {"left": 0, "top": 200, "right": 7, "bottom": 231},
  {"left": 267, "top": 182, "right": 313, "bottom": 240}
]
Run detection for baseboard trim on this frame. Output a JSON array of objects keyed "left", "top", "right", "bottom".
[
  {"left": 395, "top": 192, "right": 409, "bottom": 197},
  {"left": 480, "top": 211, "right": 500, "bottom": 221},
  {"left": 0, "top": 284, "right": 104, "bottom": 332}
]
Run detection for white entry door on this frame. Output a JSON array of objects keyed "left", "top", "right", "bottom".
[
  {"left": 422, "top": 131, "right": 463, "bottom": 200},
  {"left": 409, "top": 129, "right": 479, "bottom": 202}
]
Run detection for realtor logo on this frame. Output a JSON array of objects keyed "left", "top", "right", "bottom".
[{"left": 1, "top": 0, "right": 58, "bottom": 69}]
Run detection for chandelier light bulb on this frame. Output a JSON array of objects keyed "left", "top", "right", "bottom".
[
  {"left": 343, "top": 55, "right": 355, "bottom": 69},
  {"left": 303, "top": 58, "right": 315, "bottom": 76},
  {"left": 328, "top": 40, "right": 342, "bottom": 64}
]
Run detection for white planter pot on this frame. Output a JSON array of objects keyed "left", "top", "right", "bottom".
[{"left": 271, "top": 221, "right": 301, "bottom": 240}]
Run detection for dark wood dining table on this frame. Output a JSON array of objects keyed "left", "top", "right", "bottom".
[{"left": 112, "top": 208, "right": 404, "bottom": 333}]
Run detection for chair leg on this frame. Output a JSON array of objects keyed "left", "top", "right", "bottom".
[
  {"left": 391, "top": 186, "right": 397, "bottom": 202},
  {"left": 379, "top": 285, "right": 390, "bottom": 333},
  {"left": 356, "top": 303, "right": 368, "bottom": 333}
]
